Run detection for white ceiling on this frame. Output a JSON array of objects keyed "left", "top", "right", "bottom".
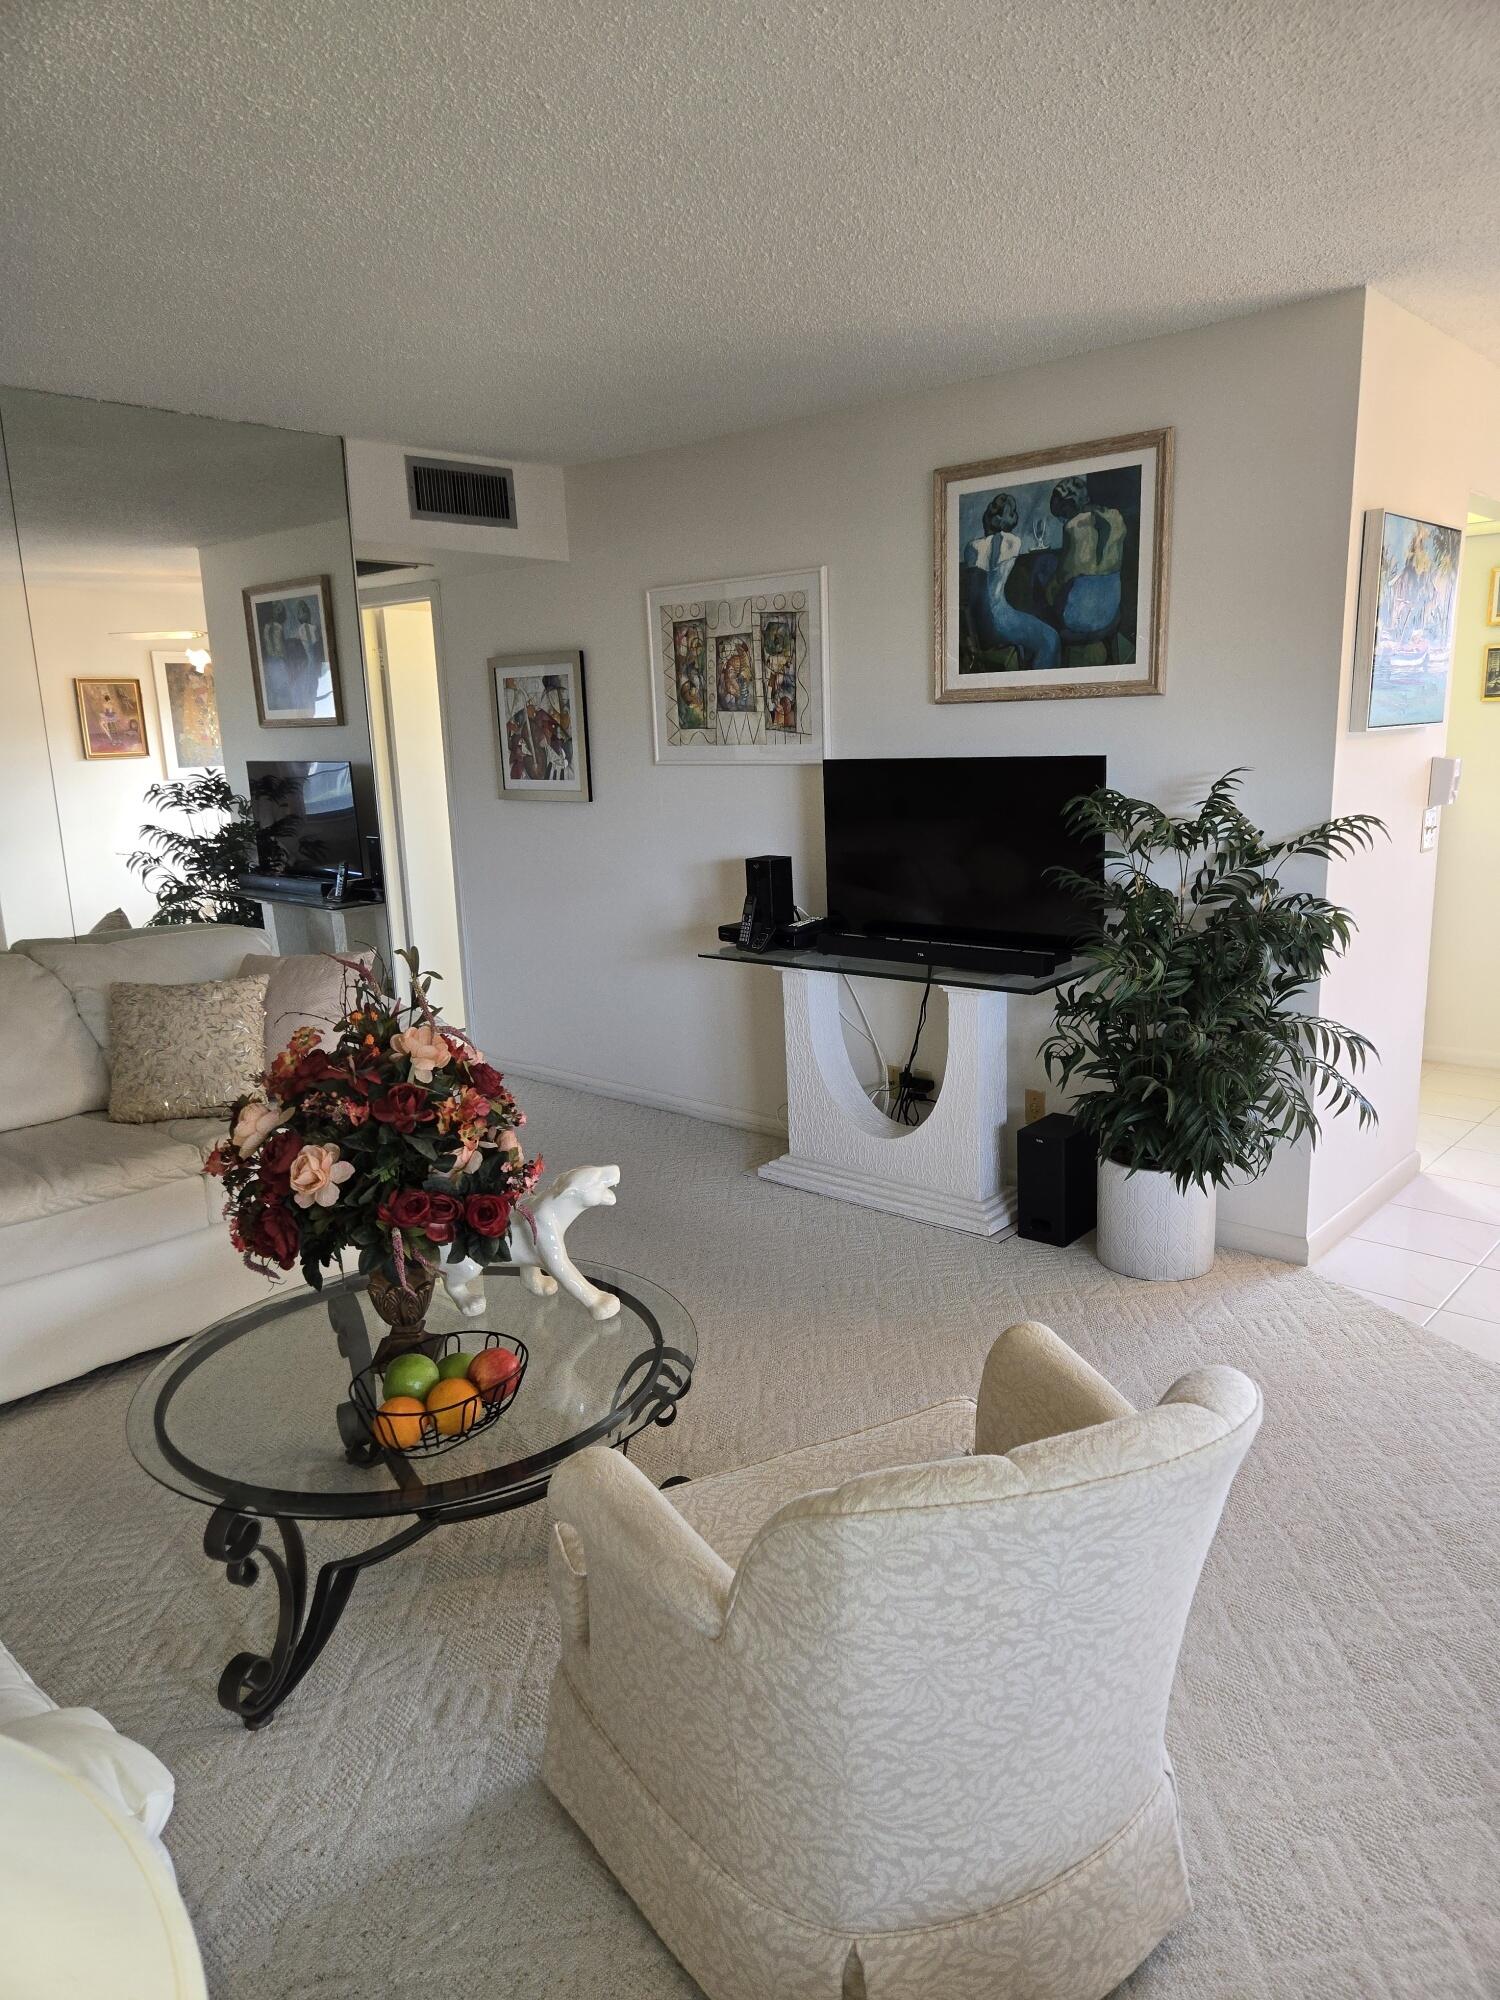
[{"left": 1, "top": 0, "right": 1497, "bottom": 465}]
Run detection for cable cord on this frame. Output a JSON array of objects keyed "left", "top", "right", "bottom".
[{"left": 890, "top": 966, "right": 934, "bottom": 1125}]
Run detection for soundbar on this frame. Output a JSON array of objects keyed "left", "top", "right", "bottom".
[{"left": 809, "top": 929, "right": 1068, "bottom": 976}]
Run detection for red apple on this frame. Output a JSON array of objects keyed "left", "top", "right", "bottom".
[{"left": 468, "top": 1346, "right": 522, "bottom": 1404}]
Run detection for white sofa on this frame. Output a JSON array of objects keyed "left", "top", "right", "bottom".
[
  {"left": 0, "top": 923, "right": 284, "bottom": 1405},
  {"left": 544, "top": 1320, "right": 1262, "bottom": 2000},
  {"left": 0, "top": 1640, "right": 205, "bottom": 1998}
]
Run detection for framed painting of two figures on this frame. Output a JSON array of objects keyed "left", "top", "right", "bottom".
[{"left": 933, "top": 428, "right": 1173, "bottom": 702}]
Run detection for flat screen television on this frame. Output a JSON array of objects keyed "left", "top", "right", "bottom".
[
  {"left": 822, "top": 755, "right": 1105, "bottom": 951},
  {"left": 246, "top": 759, "right": 364, "bottom": 877}
]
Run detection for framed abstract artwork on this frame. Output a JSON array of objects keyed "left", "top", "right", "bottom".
[
  {"left": 243, "top": 575, "right": 344, "bottom": 726},
  {"left": 1350, "top": 510, "right": 1462, "bottom": 730},
  {"left": 151, "top": 650, "right": 223, "bottom": 777},
  {"left": 933, "top": 428, "right": 1172, "bottom": 703},
  {"left": 1482, "top": 645, "right": 1500, "bottom": 703},
  {"left": 75, "top": 677, "right": 148, "bottom": 759},
  {"left": 646, "top": 568, "right": 828, "bottom": 763},
  {"left": 491, "top": 649, "right": 592, "bottom": 802}
]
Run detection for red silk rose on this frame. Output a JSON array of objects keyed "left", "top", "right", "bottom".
[
  {"left": 423, "top": 1191, "right": 463, "bottom": 1243},
  {"left": 378, "top": 1187, "right": 433, "bottom": 1229},
  {"left": 465, "top": 1192, "right": 512, "bottom": 1241},
  {"left": 371, "top": 1083, "right": 432, "bottom": 1133},
  {"left": 465, "top": 1061, "right": 505, "bottom": 1100},
  {"left": 252, "top": 1199, "right": 300, "bottom": 1270},
  {"left": 256, "top": 1129, "right": 303, "bottom": 1188}
]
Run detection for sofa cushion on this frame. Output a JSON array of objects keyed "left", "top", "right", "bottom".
[
  {"left": 0, "top": 1113, "right": 221, "bottom": 1228},
  {"left": 0, "top": 1708, "right": 175, "bottom": 1841},
  {"left": 108, "top": 974, "right": 269, "bottom": 1122},
  {"left": 0, "top": 953, "right": 110, "bottom": 1128},
  {"left": 14, "top": 925, "right": 273, "bottom": 1050},
  {"left": 245, "top": 948, "right": 372, "bottom": 1066}
]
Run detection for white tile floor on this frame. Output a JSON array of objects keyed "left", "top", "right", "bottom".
[{"left": 1315, "top": 1061, "right": 1500, "bottom": 1365}]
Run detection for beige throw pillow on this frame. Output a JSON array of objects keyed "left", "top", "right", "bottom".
[
  {"left": 107, "top": 974, "right": 269, "bottom": 1124},
  {"left": 244, "top": 950, "right": 373, "bottom": 1066}
]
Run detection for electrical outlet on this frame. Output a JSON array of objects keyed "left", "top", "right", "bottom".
[
  {"left": 1024, "top": 1088, "right": 1046, "bottom": 1124},
  {"left": 1421, "top": 806, "right": 1440, "bottom": 853}
]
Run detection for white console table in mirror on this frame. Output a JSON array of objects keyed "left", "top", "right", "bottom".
[
  {"left": 702, "top": 946, "right": 1082, "bottom": 1236},
  {"left": 249, "top": 890, "right": 387, "bottom": 959}
]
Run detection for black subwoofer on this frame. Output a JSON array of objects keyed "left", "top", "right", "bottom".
[{"left": 1017, "top": 1114, "right": 1097, "bottom": 1247}]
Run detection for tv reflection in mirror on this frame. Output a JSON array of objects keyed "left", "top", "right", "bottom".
[{"left": 247, "top": 759, "right": 365, "bottom": 881}]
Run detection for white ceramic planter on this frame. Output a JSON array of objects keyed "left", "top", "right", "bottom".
[{"left": 1096, "top": 1159, "right": 1217, "bottom": 1281}]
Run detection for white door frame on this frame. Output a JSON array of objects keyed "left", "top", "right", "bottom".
[{"left": 357, "top": 580, "right": 473, "bottom": 1031}]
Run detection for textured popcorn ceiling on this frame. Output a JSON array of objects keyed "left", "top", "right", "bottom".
[{"left": 1, "top": 0, "right": 1497, "bottom": 463}]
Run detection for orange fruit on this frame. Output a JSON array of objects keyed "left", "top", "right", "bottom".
[
  {"left": 425, "top": 1375, "right": 482, "bottom": 1437},
  {"left": 371, "top": 1395, "right": 427, "bottom": 1451}
]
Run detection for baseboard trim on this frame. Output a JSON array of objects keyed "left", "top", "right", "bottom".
[
  {"left": 1423, "top": 1045, "right": 1500, "bottom": 1072},
  {"left": 1214, "top": 1217, "right": 1313, "bottom": 1264},
  {"left": 1304, "top": 1149, "right": 1422, "bottom": 1265},
  {"left": 496, "top": 1058, "right": 788, "bottom": 1140}
]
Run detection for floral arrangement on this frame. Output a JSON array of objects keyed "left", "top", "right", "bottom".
[{"left": 206, "top": 951, "right": 541, "bottom": 1290}]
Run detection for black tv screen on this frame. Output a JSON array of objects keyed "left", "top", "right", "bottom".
[
  {"left": 822, "top": 755, "right": 1105, "bottom": 948},
  {"left": 246, "top": 759, "right": 363, "bottom": 876}
]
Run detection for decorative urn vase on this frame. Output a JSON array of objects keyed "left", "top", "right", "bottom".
[
  {"left": 1095, "top": 1160, "right": 1216, "bottom": 1282},
  {"left": 367, "top": 1264, "right": 439, "bottom": 1367}
]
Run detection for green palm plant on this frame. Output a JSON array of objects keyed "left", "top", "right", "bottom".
[
  {"left": 127, "top": 772, "right": 267, "bottom": 927},
  {"left": 1039, "top": 771, "right": 1385, "bottom": 1192}
]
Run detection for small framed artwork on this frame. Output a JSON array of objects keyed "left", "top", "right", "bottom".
[
  {"left": 646, "top": 568, "right": 829, "bottom": 763},
  {"left": 1489, "top": 567, "right": 1500, "bottom": 626},
  {"left": 151, "top": 650, "right": 223, "bottom": 777},
  {"left": 934, "top": 428, "right": 1172, "bottom": 703},
  {"left": 491, "top": 649, "right": 592, "bottom": 802},
  {"left": 75, "top": 678, "right": 148, "bottom": 759},
  {"left": 1483, "top": 645, "right": 1500, "bottom": 702},
  {"left": 243, "top": 575, "right": 344, "bottom": 726},
  {"left": 1350, "top": 510, "right": 1462, "bottom": 730}
]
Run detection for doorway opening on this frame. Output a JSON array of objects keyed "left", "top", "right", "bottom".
[{"left": 360, "top": 588, "right": 468, "bottom": 1026}]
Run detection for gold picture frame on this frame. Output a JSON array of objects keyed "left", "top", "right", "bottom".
[
  {"left": 1482, "top": 644, "right": 1500, "bottom": 702},
  {"left": 1488, "top": 565, "right": 1500, "bottom": 626},
  {"left": 75, "top": 677, "right": 149, "bottom": 759},
  {"left": 933, "top": 427, "right": 1172, "bottom": 703}
]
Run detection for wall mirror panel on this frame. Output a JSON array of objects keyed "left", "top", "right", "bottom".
[{"left": 0, "top": 388, "right": 388, "bottom": 967}]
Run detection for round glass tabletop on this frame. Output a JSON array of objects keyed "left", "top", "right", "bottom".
[{"left": 126, "top": 1263, "right": 696, "bottom": 1521}]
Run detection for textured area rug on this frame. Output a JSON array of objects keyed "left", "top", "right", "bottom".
[{"left": 2, "top": 1080, "right": 1497, "bottom": 1999}]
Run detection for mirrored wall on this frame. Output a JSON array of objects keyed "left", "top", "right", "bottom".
[{"left": 0, "top": 388, "right": 388, "bottom": 964}]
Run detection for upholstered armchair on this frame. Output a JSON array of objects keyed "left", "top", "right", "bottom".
[{"left": 544, "top": 1321, "right": 1261, "bottom": 2000}]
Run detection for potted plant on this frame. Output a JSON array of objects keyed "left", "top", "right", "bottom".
[
  {"left": 205, "top": 950, "right": 542, "bottom": 1351},
  {"left": 127, "top": 772, "right": 280, "bottom": 928},
  {"left": 1039, "top": 771, "right": 1384, "bottom": 1280}
]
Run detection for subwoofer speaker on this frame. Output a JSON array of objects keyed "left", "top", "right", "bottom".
[
  {"left": 746, "top": 854, "right": 795, "bottom": 929},
  {"left": 1017, "top": 1113, "right": 1097, "bottom": 1246}
]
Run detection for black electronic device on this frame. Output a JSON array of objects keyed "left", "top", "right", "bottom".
[
  {"left": 806, "top": 931, "right": 1065, "bottom": 976},
  {"left": 246, "top": 759, "right": 366, "bottom": 880},
  {"left": 364, "top": 831, "right": 384, "bottom": 892},
  {"left": 731, "top": 854, "right": 797, "bottom": 953},
  {"left": 821, "top": 756, "right": 1105, "bottom": 958},
  {"left": 1016, "top": 1114, "right": 1097, "bottom": 1247}
]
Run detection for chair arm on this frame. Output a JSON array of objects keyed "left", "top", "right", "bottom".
[
  {"left": 547, "top": 1446, "right": 733, "bottom": 1641},
  {"left": 975, "top": 1319, "right": 1136, "bottom": 1456}
]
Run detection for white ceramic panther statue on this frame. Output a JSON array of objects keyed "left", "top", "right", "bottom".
[{"left": 438, "top": 1164, "right": 623, "bottom": 1322}]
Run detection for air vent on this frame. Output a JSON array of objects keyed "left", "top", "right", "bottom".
[{"left": 404, "top": 454, "right": 517, "bottom": 529}]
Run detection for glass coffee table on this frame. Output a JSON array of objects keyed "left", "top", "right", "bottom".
[{"left": 127, "top": 1264, "right": 695, "bottom": 1727}]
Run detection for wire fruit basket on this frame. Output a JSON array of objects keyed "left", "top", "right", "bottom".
[{"left": 345, "top": 1331, "right": 527, "bottom": 1460}]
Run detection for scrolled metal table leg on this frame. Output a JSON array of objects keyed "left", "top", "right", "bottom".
[{"left": 203, "top": 1505, "right": 436, "bottom": 1729}]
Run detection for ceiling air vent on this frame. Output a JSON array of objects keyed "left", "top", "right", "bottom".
[{"left": 404, "top": 454, "right": 517, "bottom": 530}]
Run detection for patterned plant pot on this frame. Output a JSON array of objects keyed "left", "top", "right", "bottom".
[{"left": 1096, "top": 1160, "right": 1217, "bottom": 1282}]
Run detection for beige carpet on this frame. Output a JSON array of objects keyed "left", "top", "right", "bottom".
[{"left": 2, "top": 1080, "right": 1498, "bottom": 1999}]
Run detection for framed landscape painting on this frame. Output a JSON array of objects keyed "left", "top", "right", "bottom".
[
  {"left": 1350, "top": 510, "right": 1462, "bottom": 730},
  {"left": 492, "top": 649, "right": 592, "bottom": 802},
  {"left": 646, "top": 568, "right": 828, "bottom": 763},
  {"left": 933, "top": 428, "right": 1172, "bottom": 703},
  {"left": 243, "top": 575, "right": 344, "bottom": 726},
  {"left": 75, "top": 677, "right": 148, "bottom": 759},
  {"left": 151, "top": 650, "right": 223, "bottom": 777}
]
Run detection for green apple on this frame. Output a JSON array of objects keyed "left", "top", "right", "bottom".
[
  {"left": 437, "top": 1351, "right": 478, "bottom": 1381},
  {"left": 382, "top": 1352, "right": 440, "bottom": 1402}
]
